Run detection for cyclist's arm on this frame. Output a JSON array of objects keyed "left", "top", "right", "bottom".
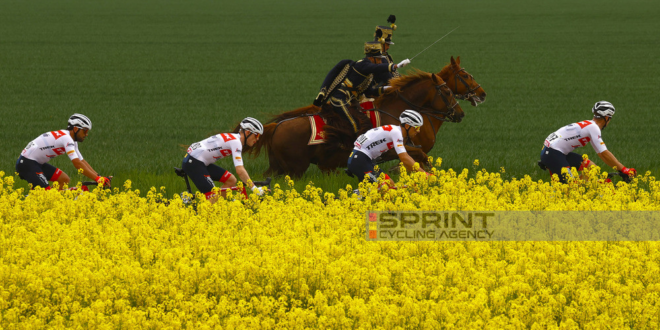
[
  {"left": 597, "top": 150, "right": 625, "bottom": 171},
  {"left": 398, "top": 152, "right": 425, "bottom": 173},
  {"left": 235, "top": 165, "right": 255, "bottom": 189},
  {"left": 72, "top": 158, "right": 99, "bottom": 180}
]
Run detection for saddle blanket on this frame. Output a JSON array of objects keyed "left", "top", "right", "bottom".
[{"left": 307, "top": 101, "right": 381, "bottom": 145}]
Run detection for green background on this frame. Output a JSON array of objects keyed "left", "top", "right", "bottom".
[{"left": 1, "top": 0, "right": 658, "bottom": 195}]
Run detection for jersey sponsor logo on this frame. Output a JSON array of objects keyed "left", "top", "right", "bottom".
[
  {"left": 66, "top": 142, "right": 75, "bottom": 147},
  {"left": 52, "top": 147, "right": 66, "bottom": 155},
  {"left": 39, "top": 145, "right": 55, "bottom": 151},
  {"left": 187, "top": 143, "right": 201, "bottom": 153},
  {"left": 564, "top": 135, "right": 581, "bottom": 141},
  {"left": 381, "top": 125, "right": 393, "bottom": 132},
  {"left": 571, "top": 136, "right": 591, "bottom": 149},
  {"left": 51, "top": 130, "right": 67, "bottom": 140},
  {"left": 545, "top": 133, "right": 560, "bottom": 144},
  {"left": 220, "top": 133, "right": 236, "bottom": 143},
  {"left": 365, "top": 138, "right": 387, "bottom": 150},
  {"left": 235, "top": 148, "right": 240, "bottom": 152},
  {"left": 576, "top": 120, "right": 592, "bottom": 129}
]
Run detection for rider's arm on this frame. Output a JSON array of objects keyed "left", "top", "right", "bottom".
[
  {"left": 72, "top": 158, "right": 99, "bottom": 180},
  {"left": 235, "top": 166, "right": 255, "bottom": 189},
  {"left": 398, "top": 152, "right": 425, "bottom": 173},
  {"left": 355, "top": 60, "right": 395, "bottom": 74},
  {"left": 597, "top": 150, "right": 625, "bottom": 171}
]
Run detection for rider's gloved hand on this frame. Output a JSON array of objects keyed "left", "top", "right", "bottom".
[
  {"left": 396, "top": 59, "right": 411, "bottom": 69},
  {"left": 620, "top": 167, "right": 637, "bottom": 178},
  {"left": 95, "top": 175, "right": 111, "bottom": 187},
  {"left": 252, "top": 186, "right": 265, "bottom": 196}
]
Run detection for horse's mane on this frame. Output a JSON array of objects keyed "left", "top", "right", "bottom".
[
  {"left": 376, "top": 69, "right": 433, "bottom": 107},
  {"left": 437, "top": 63, "right": 453, "bottom": 79}
]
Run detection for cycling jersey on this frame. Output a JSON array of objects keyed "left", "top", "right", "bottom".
[
  {"left": 544, "top": 120, "right": 607, "bottom": 154},
  {"left": 354, "top": 125, "right": 407, "bottom": 160},
  {"left": 187, "top": 133, "right": 244, "bottom": 167},
  {"left": 21, "top": 130, "right": 83, "bottom": 164}
]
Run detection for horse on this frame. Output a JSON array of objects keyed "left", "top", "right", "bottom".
[{"left": 248, "top": 73, "right": 473, "bottom": 177}]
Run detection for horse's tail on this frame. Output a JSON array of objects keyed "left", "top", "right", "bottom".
[
  {"left": 248, "top": 122, "right": 277, "bottom": 157},
  {"left": 266, "top": 104, "right": 319, "bottom": 124}
]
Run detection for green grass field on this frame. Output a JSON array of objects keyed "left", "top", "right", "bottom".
[{"left": 1, "top": 0, "right": 659, "bottom": 195}]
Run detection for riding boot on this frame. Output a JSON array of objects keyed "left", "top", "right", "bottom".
[
  {"left": 339, "top": 104, "right": 359, "bottom": 134},
  {"left": 329, "top": 100, "right": 360, "bottom": 134}
]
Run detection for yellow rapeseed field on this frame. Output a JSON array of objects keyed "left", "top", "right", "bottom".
[{"left": 1, "top": 160, "right": 660, "bottom": 329}]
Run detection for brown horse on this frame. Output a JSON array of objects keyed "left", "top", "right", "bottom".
[
  {"left": 371, "top": 56, "right": 487, "bottom": 164},
  {"left": 250, "top": 69, "right": 475, "bottom": 177}
]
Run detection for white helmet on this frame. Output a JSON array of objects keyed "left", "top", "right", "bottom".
[
  {"left": 240, "top": 117, "right": 264, "bottom": 135},
  {"left": 592, "top": 101, "right": 615, "bottom": 119},
  {"left": 399, "top": 110, "right": 424, "bottom": 127},
  {"left": 68, "top": 113, "right": 92, "bottom": 130}
]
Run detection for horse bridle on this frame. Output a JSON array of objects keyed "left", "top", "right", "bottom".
[
  {"left": 390, "top": 81, "right": 460, "bottom": 150},
  {"left": 395, "top": 81, "right": 459, "bottom": 123},
  {"left": 453, "top": 68, "right": 481, "bottom": 101}
]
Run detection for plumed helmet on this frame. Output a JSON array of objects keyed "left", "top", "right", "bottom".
[
  {"left": 68, "top": 113, "right": 92, "bottom": 130},
  {"left": 374, "top": 15, "right": 397, "bottom": 45},
  {"left": 240, "top": 117, "right": 264, "bottom": 135},
  {"left": 364, "top": 41, "right": 382, "bottom": 56},
  {"left": 592, "top": 101, "right": 615, "bottom": 119},
  {"left": 399, "top": 110, "right": 424, "bottom": 127}
]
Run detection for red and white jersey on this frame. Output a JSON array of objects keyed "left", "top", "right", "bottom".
[
  {"left": 354, "top": 124, "right": 408, "bottom": 159},
  {"left": 544, "top": 120, "right": 607, "bottom": 154},
  {"left": 21, "top": 130, "right": 83, "bottom": 164},
  {"left": 187, "top": 133, "right": 244, "bottom": 167}
]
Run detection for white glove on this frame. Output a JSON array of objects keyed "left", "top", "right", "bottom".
[
  {"left": 252, "top": 186, "right": 265, "bottom": 196},
  {"left": 396, "top": 59, "right": 411, "bottom": 69}
]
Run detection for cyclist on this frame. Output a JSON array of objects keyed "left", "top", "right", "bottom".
[
  {"left": 346, "top": 110, "right": 427, "bottom": 187},
  {"left": 16, "top": 113, "right": 110, "bottom": 190},
  {"left": 182, "top": 117, "right": 266, "bottom": 203},
  {"left": 539, "top": 101, "right": 636, "bottom": 183}
]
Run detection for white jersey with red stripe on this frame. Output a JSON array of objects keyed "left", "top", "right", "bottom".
[
  {"left": 354, "top": 124, "right": 407, "bottom": 160},
  {"left": 21, "top": 130, "right": 84, "bottom": 164},
  {"left": 187, "top": 133, "right": 244, "bottom": 167},
  {"left": 544, "top": 120, "right": 607, "bottom": 154}
]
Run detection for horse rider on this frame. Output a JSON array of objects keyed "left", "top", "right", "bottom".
[
  {"left": 539, "top": 101, "right": 636, "bottom": 183},
  {"left": 313, "top": 41, "right": 411, "bottom": 134},
  {"left": 346, "top": 110, "right": 428, "bottom": 187},
  {"left": 368, "top": 14, "right": 400, "bottom": 97}
]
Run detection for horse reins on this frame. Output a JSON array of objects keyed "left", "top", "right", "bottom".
[{"left": 453, "top": 68, "right": 481, "bottom": 101}]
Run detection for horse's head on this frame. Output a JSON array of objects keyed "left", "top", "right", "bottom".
[
  {"left": 429, "top": 73, "right": 464, "bottom": 123},
  {"left": 439, "top": 56, "right": 487, "bottom": 107}
]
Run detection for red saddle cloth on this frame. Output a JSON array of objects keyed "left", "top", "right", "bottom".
[
  {"left": 308, "top": 115, "right": 327, "bottom": 145},
  {"left": 307, "top": 101, "right": 381, "bottom": 146},
  {"left": 360, "top": 101, "right": 381, "bottom": 128}
]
